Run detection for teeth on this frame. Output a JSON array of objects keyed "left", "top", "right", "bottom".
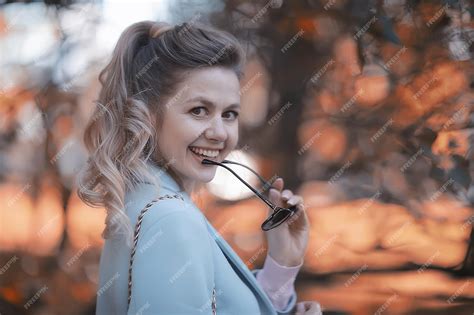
[{"left": 189, "top": 146, "right": 220, "bottom": 158}]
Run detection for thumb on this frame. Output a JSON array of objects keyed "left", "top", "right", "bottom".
[
  {"left": 267, "top": 178, "right": 284, "bottom": 210},
  {"left": 294, "top": 302, "right": 306, "bottom": 315},
  {"left": 271, "top": 177, "right": 284, "bottom": 192}
]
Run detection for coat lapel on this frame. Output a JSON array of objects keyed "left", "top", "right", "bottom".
[{"left": 204, "top": 219, "right": 276, "bottom": 314}]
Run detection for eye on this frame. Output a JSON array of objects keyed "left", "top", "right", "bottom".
[
  {"left": 190, "top": 106, "right": 208, "bottom": 117},
  {"left": 223, "top": 110, "right": 239, "bottom": 120}
]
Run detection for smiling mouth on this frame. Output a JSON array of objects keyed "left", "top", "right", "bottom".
[{"left": 188, "top": 146, "right": 221, "bottom": 162}]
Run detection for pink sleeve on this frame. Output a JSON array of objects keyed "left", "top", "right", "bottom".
[{"left": 255, "top": 253, "right": 303, "bottom": 312}]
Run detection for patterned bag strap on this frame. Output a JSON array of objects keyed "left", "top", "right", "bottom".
[{"left": 126, "top": 194, "right": 217, "bottom": 314}]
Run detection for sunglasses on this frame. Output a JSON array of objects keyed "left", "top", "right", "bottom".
[{"left": 202, "top": 159, "right": 299, "bottom": 231}]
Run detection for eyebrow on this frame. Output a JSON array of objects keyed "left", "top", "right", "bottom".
[{"left": 186, "top": 96, "right": 240, "bottom": 110}]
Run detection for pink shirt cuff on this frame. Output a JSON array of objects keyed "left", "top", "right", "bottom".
[{"left": 256, "top": 253, "right": 303, "bottom": 311}]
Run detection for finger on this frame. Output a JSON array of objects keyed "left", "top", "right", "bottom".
[
  {"left": 268, "top": 188, "right": 282, "bottom": 212},
  {"left": 294, "top": 302, "right": 305, "bottom": 315},
  {"left": 286, "top": 194, "right": 303, "bottom": 206},
  {"left": 307, "top": 302, "right": 322, "bottom": 315},
  {"left": 271, "top": 177, "right": 284, "bottom": 192},
  {"left": 287, "top": 203, "right": 309, "bottom": 230},
  {"left": 268, "top": 187, "right": 281, "bottom": 202},
  {"left": 281, "top": 189, "right": 293, "bottom": 201}
]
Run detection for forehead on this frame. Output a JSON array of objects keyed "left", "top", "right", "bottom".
[{"left": 173, "top": 67, "right": 241, "bottom": 107}]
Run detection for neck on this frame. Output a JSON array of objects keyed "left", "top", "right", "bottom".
[
  {"left": 166, "top": 165, "right": 196, "bottom": 195},
  {"left": 181, "top": 180, "right": 196, "bottom": 195}
]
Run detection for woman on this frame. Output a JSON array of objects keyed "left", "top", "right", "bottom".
[{"left": 78, "top": 20, "right": 321, "bottom": 315}]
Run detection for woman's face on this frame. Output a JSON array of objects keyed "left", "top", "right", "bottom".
[{"left": 156, "top": 66, "right": 241, "bottom": 192}]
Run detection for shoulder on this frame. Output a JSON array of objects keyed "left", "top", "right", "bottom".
[
  {"left": 125, "top": 183, "right": 206, "bottom": 241},
  {"left": 138, "top": 210, "right": 211, "bottom": 253},
  {"left": 128, "top": 203, "right": 217, "bottom": 314},
  {"left": 131, "top": 208, "right": 215, "bottom": 278}
]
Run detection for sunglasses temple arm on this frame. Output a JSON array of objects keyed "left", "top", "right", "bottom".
[
  {"left": 207, "top": 161, "right": 276, "bottom": 210},
  {"left": 221, "top": 160, "right": 269, "bottom": 185}
]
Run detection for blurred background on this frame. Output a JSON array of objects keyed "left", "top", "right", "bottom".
[{"left": 0, "top": 0, "right": 473, "bottom": 314}]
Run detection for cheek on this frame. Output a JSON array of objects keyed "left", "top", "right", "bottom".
[
  {"left": 161, "top": 113, "right": 196, "bottom": 143},
  {"left": 157, "top": 116, "right": 186, "bottom": 157},
  {"left": 227, "top": 124, "right": 239, "bottom": 149}
]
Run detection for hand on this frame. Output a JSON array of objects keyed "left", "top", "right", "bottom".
[
  {"left": 265, "top": 177, "right": 310, "bottom": 267},
  {"left": 294, "top": 301, "right": 323, "bottom": 315}
]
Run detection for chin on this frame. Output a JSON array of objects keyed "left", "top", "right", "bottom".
[{"left": 198, "top": 169, "right": 217, "bottom": 183}]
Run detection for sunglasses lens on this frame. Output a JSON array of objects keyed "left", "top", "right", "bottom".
[{"left": 261, "top": 209, "right": 292, "bottom": 231}]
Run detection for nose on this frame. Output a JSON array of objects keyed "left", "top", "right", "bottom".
[{"left": 204, "top": 117, "right": 227, "bottom": 142}]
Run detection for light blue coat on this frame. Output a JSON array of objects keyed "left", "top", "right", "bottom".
[{"left": 96, "top": 160, "right": 297, "bottom": 315}]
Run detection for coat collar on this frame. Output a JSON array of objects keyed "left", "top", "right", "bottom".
[{"left": 144, "top": 159, "right": 184, "bottom": 193}]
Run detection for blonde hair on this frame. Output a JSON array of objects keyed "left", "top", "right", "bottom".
[{"left": 77, "top": 20, "right": 245, "bottom": 245}]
